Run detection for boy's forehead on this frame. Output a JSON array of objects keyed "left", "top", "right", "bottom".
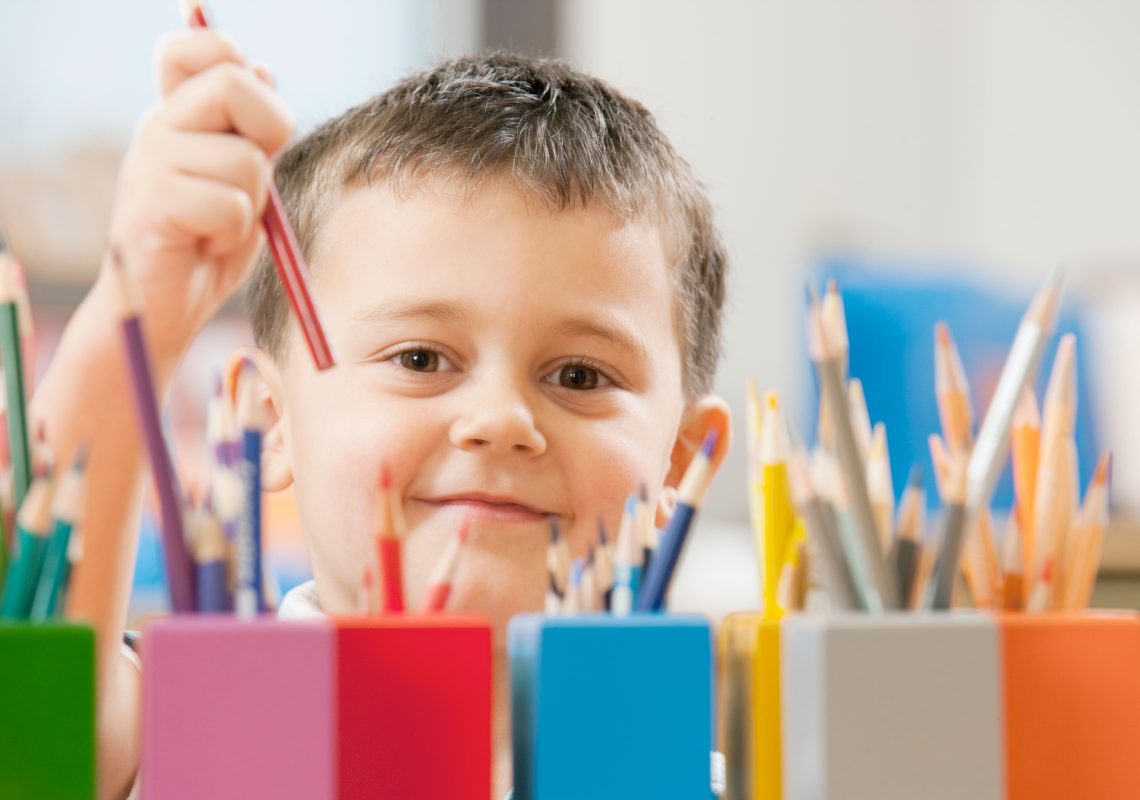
[{"left": 314, "top": 179, "right": 679, "bottom": 321}]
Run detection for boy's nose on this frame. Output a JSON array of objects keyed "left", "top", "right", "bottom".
[{"left": 449, "top": 379, "right": 547, "bottom": 457}]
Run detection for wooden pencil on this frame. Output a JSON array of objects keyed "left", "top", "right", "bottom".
[
  {"left": 374, "top": 464, "right": 405, "bottom": 613},
  {"left": 423, "top": 520, "right": 470, "bottom": 613},
  {"left": 109, "top": 246, "right": 195, "bottom": 612},
  {"left": 806, "top": 286, "right": 898, "bottom": 609},
  {"left": 178, "top": 0, "right": 336, "bottom": 371},
  {"left": 761, "top": 392, "right": 794, "bottom": 620},
  {"left": 1011, "top": 388, "right": 1040, "bottom": 593},
  {"left": 924, "top": 449, "right": 969, "bottom": 610},
  {"left": 934, "top": 321, "right": 974, "bottom": 453},
  {"left": 0, "top": 464, "right": 56, "bottom": 619},
  {"left": 29, "top": 446, "right": 88, "bottom": 620},
  {"left": 1001, "top": 508, "right": 1024, "bottom": 611},
  {"left": 966, "top": 271, "right": 1062, "bottom": 513},
  {"left": 636, "top": 429, "right": 718, "bottom": 612},
  {"left": 0, "top": 235, "right": 31, "bottom": 517}
]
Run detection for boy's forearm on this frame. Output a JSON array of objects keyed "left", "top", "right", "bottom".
[{"left": 31, "top": 272, "right": 184, "bottom": 797}]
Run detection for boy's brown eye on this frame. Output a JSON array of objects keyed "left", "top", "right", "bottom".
[
  {"left": 399, "top": 349, "right": 439, "bottom": 372},
  {"left": 559, "top": 365, "right": 598, "bottom": 390}
]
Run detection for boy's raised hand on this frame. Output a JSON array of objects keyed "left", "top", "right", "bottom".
[{"left": 108, "top": 29, "right": 292, "bottom": 363}]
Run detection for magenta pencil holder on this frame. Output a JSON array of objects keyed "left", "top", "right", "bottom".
[{"left": 141, "top": 614, "right": 492, "bottom": 800}]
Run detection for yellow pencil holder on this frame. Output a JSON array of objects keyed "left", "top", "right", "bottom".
[{"left": 718, "top": 612, "right": 783, "bottom": 800}]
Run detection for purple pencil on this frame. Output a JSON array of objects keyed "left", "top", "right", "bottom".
[{"left": 108, "top": 246, "right": 195, "bottom": 613}]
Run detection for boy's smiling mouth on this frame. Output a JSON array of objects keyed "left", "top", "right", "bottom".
[{"left": 412, "top": 493, "right": 554, "bottom": 524}]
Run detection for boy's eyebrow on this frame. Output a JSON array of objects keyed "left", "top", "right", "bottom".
[
  {"left": 353, "top": 301, "right": 648, "bottom": 359},
  {"left": 555, "top": 317, "right": 649, "bottom": 360},
  {"left": 353, "top": 300, "right": 471, "bottom": 325}
]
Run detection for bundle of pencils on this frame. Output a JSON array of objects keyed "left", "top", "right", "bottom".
[
  {"left": 0, "top": 236, "right": 89, "bottom": 622},
  {"left": 749, "top": 271, "right": 1111, "bottom": 614},
  {"left": 544, "top": 429, "right": 720, "bottom": 616},
  {"left": 353, "top": 465, "right": 472, "bottom": 616}
]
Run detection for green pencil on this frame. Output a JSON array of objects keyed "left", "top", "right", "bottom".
[
  {"left": 30, "top": 447, "right": 87, "bottom": 620},
  {"left": 1, "top": 469, "right": 57, "bottom": 619},
  {"left": 0, "top": 235, "right": 30, "bottom": 515}
]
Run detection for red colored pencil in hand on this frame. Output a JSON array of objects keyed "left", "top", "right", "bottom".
[
  {"left": 424, "top": 520, "right": 470, "bottom": 613},
  {"left": 178, "top": 0, "right": 336, "bottom": 371}
]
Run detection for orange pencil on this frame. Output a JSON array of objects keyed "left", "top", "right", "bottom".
[
  {"left": 1063, "top": 453, "right": 1111, "bottom": 610},
  {"left": 375, "top": 465, "right": 405, "bottom": 613},
  {"left": 1032, "top": 335, "right": 1077, "bottom": 608},
  {"left": 1011, "top": 389, "right": 1040, "bottom": 590},
  {"left": 1001, "top": 509, "right": 1024, "bottom": 611},
  {"left": 934, "top": 321, "right": 974, "bottom": 453}
]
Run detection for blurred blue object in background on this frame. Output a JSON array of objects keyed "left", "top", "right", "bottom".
[{"left": 806, "top": 254, "right": 1099, "bottom": 513}]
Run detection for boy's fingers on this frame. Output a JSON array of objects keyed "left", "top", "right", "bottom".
[
  {"left": 160, "top": 61, "right": 293, "bottom": 156},
  {"left": 165, "top": 131, "right": 269, "bottom": 219},
  {"left": 249, "top": 60, "right": 276, "bottom": 88},
  {"left": 155, "top": 29, "right": 245, "bottom": 97},
  {"left": 153, "top": 172, "right": 257, "bottom": 255}
]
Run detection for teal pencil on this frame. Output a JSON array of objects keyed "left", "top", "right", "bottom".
[
  {"left": 0, "top": 235, "right": 31, "bottom": 515},
  {"left": 30, "top": 448, "right": 88, "bottom": 621},
  {"left": 1, "top": 466, "right": 57, "bottom": 619}
]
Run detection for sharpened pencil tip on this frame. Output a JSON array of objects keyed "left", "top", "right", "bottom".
[
  {"left": 379, "top": 462, "right": 392, "bottom": 490},
  {"left": 638, "top": 482, "right": 648, "bottom": 502},
  {"left": 72, "top": 442, "right": 90, "bottom": 473},
  {"left": 907, "top": 464, "right": 924, "bottom": 488},
  {"left": 596, "top": 516, "right": 609, "bottom": 545},
  {"left": 548, "top": 515, "right": 561, "bottom": 542},
  {"left": 699, "top": 429, "right": 719, "bottom": 459},
  {"left": 456, "top": 518, "right": 471, "bottom": 544}
]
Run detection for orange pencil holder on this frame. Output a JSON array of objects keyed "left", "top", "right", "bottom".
[
  {"left": 1001, "top": 611, "right": 1140, "bottom": 800},
  {"left": 142, "top": 614, "right": 492, "bottom": 800}
]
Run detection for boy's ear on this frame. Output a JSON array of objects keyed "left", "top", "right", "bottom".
[
  {"left": 226, "top": 346, "right": 293, "bottom": 493},
  {"left": 656, "top": 394, "right": 732, "bottom": 528}
]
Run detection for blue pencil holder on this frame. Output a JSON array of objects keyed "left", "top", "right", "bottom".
[{"left": 509, "top": 613, "right": 716, "bottom": 800}]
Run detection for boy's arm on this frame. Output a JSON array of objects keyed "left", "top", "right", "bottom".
[{"left": 30, "top": 29, "right": 292, "bottom": 798}]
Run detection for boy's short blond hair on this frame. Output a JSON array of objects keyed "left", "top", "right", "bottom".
[{"left": 246, "top": 52, "right": 726, "bottom": 397}]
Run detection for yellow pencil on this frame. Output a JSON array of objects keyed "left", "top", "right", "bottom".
[{"left": 761, "top": 392, "right": 794, "bottom": 620}]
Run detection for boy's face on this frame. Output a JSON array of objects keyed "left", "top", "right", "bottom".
[{"left": 265, "top": 177, "right": 707, "bottom": 640}]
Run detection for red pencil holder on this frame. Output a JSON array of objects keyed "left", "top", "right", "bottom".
[{"left": 142, "top": 615, "right": 492, "bottom": 800}]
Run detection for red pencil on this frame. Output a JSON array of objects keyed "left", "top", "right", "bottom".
[
  {"left": 375, "top": 465, "right": 405, "bottom": 613},
  {"left": 423, "top": 520, "right": 471, "bottom": 613},
  {"left": 178, "top": 0, "right": 336, "bottom": 371}
]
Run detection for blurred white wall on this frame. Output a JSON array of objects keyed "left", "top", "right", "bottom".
[{"left": 561, "top": 0, "right": 1140, "bottom": 522}]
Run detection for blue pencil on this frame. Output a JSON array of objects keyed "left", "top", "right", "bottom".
[
  {"left": 234, "top": 362, "right": 266, "bottom": 618},
  {"left": 636, "top": 430, "right": 719, "bottom": 612},
  {"left": 611, "top": 494, "right": 643, "bottom": 615}
]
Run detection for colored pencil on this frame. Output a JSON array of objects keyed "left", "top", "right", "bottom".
[
  {"left": 761, "top": 392, "right": 794, "bottom": 620},
  {"left": 546, "top": 517, "right": 571, "bottom": 614},
  {"left": 891, "top": 465, "right": 924, "bottom": 608},
  {"left": 375, "top": 464, "right": 406, "bottom": 613},
  {"left": 234, "top": 361, "right": 267, "bottom": 618},
  {"left": 179, "top": 0, "right": 336, "bottom": 371},
  {"left": 806, "top": 286, "right": 899, "bottom": 609},
  {"left": 1001, "top": 508, "right": 1024, "bottom": 611},
  {"left": 358, "top": 566, "right": 376, "bottom": 615},
  {"left": 636, "top": 429, "right": 718, "bottom": 612},
  {"left": 966, "top": 270, "right": 1062, "bottom": 512},
  {"left": 1011, "top": 389, "right": 1040, "bottom": 592},
  {"left": 924, "top": 449, "right": 968, "bottom": 610},
  {"left": 109, "top": 246, "right": 195, "bottom": 613},
  {"left": 424, "top": 520, "right": 470, "bottom": 613},
  {"left": 192, "top": 506, "right": 229, "bottom": 613},
  {"left": 1065, "top": 452, "right": 1111, "bottom": 611},
  {"left": 610, "top": 495, "right": 643, "bottom": 616},
  {"left": 0, "top": 235, "right": 31, "bottom": 517},
  {"left": 788, "top": 439, "right": 859, "bottom": 611},
  {"left": 934, "top": 321, "right": 974, "bottom": 453},
  {"left": 579, "top": 549, "right": 599, "bottom": 612},
  {"left": 847, "top": 378, "right": 873, "bottom": 465},
  {"left": 1, "top": 465, "right": 56, "bottom": 619},
  {"left": 867, "top": 422, "right": 894, "bottom": 551},
  {"left": 563, "top": 557, "right": 586, "bottom": 615},
  {"left": 1032, "top": 335, "right": 1078, "bottom": 608},
  {"left": 29, "top": 446, "right": 88, "bottom": 621},
  {"left": 593, "top": 518, "right": 615, "bottom": 611}
]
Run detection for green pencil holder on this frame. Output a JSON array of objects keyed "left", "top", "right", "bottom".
[{"left": 0, "top": 621, "right": 96, "bottom": 800}]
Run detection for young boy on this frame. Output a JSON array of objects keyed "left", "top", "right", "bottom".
[{"left": 34, "top": 30, "right": 731, "bottom": 798}]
